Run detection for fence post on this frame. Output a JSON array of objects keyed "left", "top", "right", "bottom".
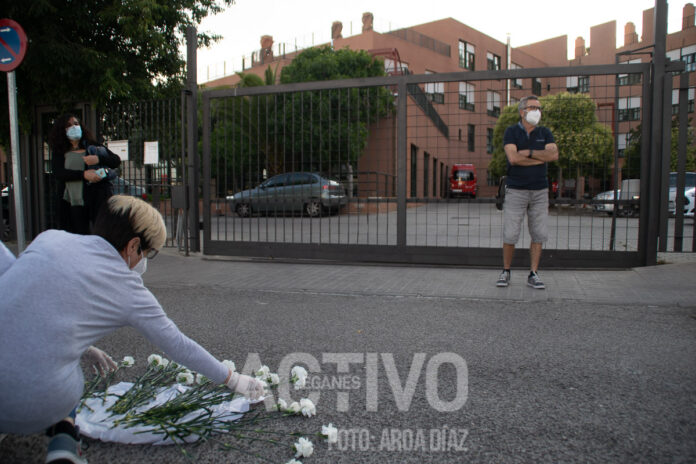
[
  {"left": 186, "top": 26, "right": 200, "bottom": 252},
  {"left": 645, "top": 0, "right": 668, "bottom": 264},
  {"left": 396, "top": 78, "right": 407, "bottom": 247}
]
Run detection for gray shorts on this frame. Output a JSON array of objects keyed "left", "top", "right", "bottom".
[{"left": 503, "top": 188, "right": 549, "bottom": 244}]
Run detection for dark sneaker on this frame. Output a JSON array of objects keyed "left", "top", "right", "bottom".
[
  {"left": 496, "top": 270, "right": 510, "bottom": 287},
  {"left": 527, "top": 271, "right": 545, "bottom": 289},
  {"left": 46, "top": 433, "right": 87, "bottom": 464}
]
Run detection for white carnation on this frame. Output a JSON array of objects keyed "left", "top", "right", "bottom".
[
  {"left": 300, "top": 398, "right": 316, "bottom": 417},
  {"left": 256, "top": 365, "right": 270, "bottom": 378},
  {"left": 222, "top": 360, "right": 236, "bottom": 372},
  {"left": 121, "top": 356, "right": 134, "bottom": 367},
  {"left": 293, "top": 437, "right": 314, "bottom": 458},
  {"left": 288, "top": 401, "right": 301, "bottom": 413},
  {"left": 322, "top": 423, "right": 338, "bottom": 444},
  {"left": 147, "top": 354, "right": 163, "bottom": 366},
  {"left": 176, "top": 372, "right": 194, "bottom": 385}
]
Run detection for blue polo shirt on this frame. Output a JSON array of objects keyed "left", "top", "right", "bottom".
[{"left": 503, "top": 122, "right": 555, "bottom": 190}]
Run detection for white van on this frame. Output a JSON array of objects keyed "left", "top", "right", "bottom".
[{"left": 668, "top": 172, "right": 696, "bottom": 215}]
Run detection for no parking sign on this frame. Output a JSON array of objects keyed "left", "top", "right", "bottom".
[
  {"left": 0, "top": 18, "right": 27, "bottom": 72},
  {"left": 2, "top": 18, "right": 27, "bottom": 251}
]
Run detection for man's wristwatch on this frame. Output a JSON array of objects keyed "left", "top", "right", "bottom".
[{"left": 528, "top": 149, "right": 534, "bottom": 158}]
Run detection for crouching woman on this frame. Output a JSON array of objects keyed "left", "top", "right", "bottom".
[{"left": 0, "top": 195, "right": 264, "bottom": 463}]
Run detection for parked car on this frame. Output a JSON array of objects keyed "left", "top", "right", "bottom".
[
  {"left": 619, "top": 178, "right": 640, "bottom": 217},
  {"left": 448, "top": 164, "right": 477, "bottom": 198},
  {"left": 668, "top": 171, "right": 696, "bottom": 215},
  {"left": 681, "top": 187, "right": 695, "bottom": 217},
  {"left": 226, "top": 172, "right": 347, "bottom": 218},
  {"left": 592, "top": 189, "right": 620, "bottom": 215},
  {"left": 112, "top": 177, "right": 147, "bottom": 200}
]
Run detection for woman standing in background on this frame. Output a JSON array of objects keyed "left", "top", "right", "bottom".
[{"left": 49, "top": 114, "right": 121, "bottom": 233}]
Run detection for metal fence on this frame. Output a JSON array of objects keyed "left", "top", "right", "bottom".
[
  {"left": 96, "top": 98, "right": 185, "bottom": 248},
  {"left": 200, "top": 63, "right": 693, "bottom": 267}
]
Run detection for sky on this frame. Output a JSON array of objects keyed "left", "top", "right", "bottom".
[{"left": 195, "top": 0, "right": 687, "bottom": 82}]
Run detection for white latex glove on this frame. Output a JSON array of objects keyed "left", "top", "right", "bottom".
[
  {"left": 225, "top": 371, "right": 266, "bottom": 400},
  {"left": 83, "top": 346, "right": 118, "bottom": 376}
]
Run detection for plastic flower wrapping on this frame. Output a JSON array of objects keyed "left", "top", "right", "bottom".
[{"left": 77, "top": 355, "right": 328, "bottom": 463}]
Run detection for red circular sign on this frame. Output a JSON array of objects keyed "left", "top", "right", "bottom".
[{"left": 0, "top": 19, "right": 28, "bottom": 72}]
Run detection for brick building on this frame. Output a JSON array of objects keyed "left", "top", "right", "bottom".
[{"left": 205, "top": 4, "right": 696, "bottom": 198}]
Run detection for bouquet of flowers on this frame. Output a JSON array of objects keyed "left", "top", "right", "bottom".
[{"left": 78, "top": 355, "right": 337, "bottom": 463}]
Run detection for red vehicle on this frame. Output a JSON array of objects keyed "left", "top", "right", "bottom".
[{"left": 448, "top": 164, "right": 478, "bottom": 198}]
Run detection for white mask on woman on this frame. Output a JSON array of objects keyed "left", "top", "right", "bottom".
[{"left": 132, "top": 257, "right": 148, "bottom": 275}]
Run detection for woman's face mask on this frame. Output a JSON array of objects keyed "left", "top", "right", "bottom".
[
  {"left": 66, "top": 125, "right": 82, "bottom": 141},
  {"left": 128, "top": 245, "right": 148, "bottom": 275},
  {"left": 132, "top": 256, "right": 148, "bottom": 275}
]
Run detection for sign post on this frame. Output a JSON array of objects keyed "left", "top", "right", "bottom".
[{"left": 1, "top": 19, "right": 28, "bottom": 252}]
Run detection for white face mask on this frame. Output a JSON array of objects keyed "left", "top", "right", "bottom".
[
  {"left": 133, "top": 256, "right": 148, "bottom": 275},
  {"left": 525, "top": 109, "right": 541, "bottom": 126}
]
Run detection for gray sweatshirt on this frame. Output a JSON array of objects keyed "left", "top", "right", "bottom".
[{"left": 0, "top": 230, "right": 228, "bottom": 434}]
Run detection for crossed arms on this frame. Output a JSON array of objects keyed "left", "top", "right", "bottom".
[{"left": 504, "top": 143, "right": 559, "bottom": 166}]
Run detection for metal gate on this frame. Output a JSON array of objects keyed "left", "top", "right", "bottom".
[{"left": 200, "top": 60, "right": 692, "bottom": 268}]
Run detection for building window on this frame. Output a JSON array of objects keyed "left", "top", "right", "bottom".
[
  {"left": 578, "top": 76, "right": 590, "bottom": 93},
  {"left": 433, "top": 157, "right": 438, "bottom": 198},
  {"left": 487, "top": 91, "right": 501, "bottom": 118},
  {"left": 568, "top": 76, "right": 590, "bottom": 93},
  {"left": 618, "top": 96, "right": 641, "bottom": 121},
  {"left": 672, "top": 88, "right": 696, "bottom": 114},
  {"left": 425, "top": 71, "right": 445, "bottom": 104},
  {"left": 383, "top": 58, "right": 409, "bottom": 75},
  {"left": 486, "top": 128, "right": 494, "bottom": 154},
  {"left": 410, "top": 144, "right": 418, "bottom": 197},
  {"left": 467, "top": 124, "right": 475, "bottom": 152},
  {"left": 423, "top": 152, "right": 430, "bottom": 197},
  {"left": 532, "top": 78, "right": 542, "bottom": 96},
  {"left": 618, "top": 58, "right": 642, "bottom": 85},
  {"left": 487, "top": 52, "right": 501, "bottom": 71},
  {"left": 617, "top": 133, "right": 628, "bottom": 158},
  {"left": 459, "top": 40, "right": 475, "bottom": 70},
  {"left": 458, "top": 82, "right": 475, "bottom": 111},
  {"left": 458, "top": 128, "right": 462, "bottom": 141},
  {"left": 510, "top": 63, "right": 523, "bottom": 89}
]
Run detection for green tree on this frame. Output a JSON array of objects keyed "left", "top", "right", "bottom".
[
  {"left": 0, "top": 0, "right": 234, "bottom": 142},
  {"left": 489, "top": 92, "right": 614, "bottom": 194},
  {"left": 622, "top": 119, "right": 696, "bottom": 178},
  {"left": 209, "top": 46, "right": 394, "bottom": 194},
  {"left": 277, "top": 46, "right": 394, "bottom": 172}
]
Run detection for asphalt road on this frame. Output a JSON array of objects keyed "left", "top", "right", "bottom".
[{"left": 2, "top": 277, "right": 695, "bottom": 463}]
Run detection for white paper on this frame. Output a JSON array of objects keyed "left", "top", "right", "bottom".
[
  {"left": 106, "top": 140, "right": 129, "bottom": 161},
  {"left": 77, "top": 381, "right": 253, "bottom": 445},
  {"left": 144, "top": 141, "right": 159, "bottom": 165}
]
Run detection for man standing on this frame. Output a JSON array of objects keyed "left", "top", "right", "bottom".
[{"left": 497, "top": 96, "right": 558, "bottom": 289}]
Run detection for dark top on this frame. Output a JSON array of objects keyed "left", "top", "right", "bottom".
[
  {"left": 52, "top": 138, "right": 121, "bottom": 224},
  {"left": 503, "top": 122, "right": 555, "bottom": 190}
]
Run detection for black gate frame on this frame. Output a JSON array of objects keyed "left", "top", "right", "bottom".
[{"left": 201, "top": 63, "right": 661, "bottom": 268}]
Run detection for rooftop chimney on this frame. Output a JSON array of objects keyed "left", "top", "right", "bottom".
[
  {"left": 684, "top": 3, "right": 695, "bottom": 30},
  {"left": 332, "top": 21, "right": 343, "bottom": 40},
  {"left": 624, "top": 22, "right": 638, "bottom": 46},
  {"left": 575, "top": 36, "right": 586, "bottom": 58},
  {"left": 362, "top": 12, "right": 374, "bottom": 33}
]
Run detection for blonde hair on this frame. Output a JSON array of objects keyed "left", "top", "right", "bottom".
[{"left": 108, "top": 195, "right": 166, "bottom": 251}]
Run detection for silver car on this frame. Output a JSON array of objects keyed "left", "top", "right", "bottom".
[
  {"left": 227, "top": 172, "right": 347, "bottom": 218},
  {"left": 592, "top": 189, "right": 619, "bottom": 215}
]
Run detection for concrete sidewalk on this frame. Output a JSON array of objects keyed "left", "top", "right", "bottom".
[{"left": 144, "top": 249, "right": 696, "bottom": 308}]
